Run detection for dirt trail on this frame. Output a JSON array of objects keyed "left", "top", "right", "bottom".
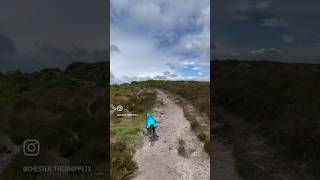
[
  {"left": 134, "top": 90, "right": 210, "bottom": 180},
  {"left": 213, "top": 106, "right": 316, "bottom": 180},
  {"left": 212, "top": 138, "right": 242, "bottom": 180},
  {"left": 212, "top": 110, "right": 242, "bottom": 180}
]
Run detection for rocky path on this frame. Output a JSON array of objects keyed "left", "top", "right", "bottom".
[{"left": 133, "top": 90, "right": 210, "bottom": 180}]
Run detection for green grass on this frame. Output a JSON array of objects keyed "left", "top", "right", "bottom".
[
  {"left": 232, "top": 143, "right": 273, "bottom": 180},
  {"left": 65, "top": 61, "right": 108, "bottom": 86},
  {"left": 191, "top": 121, "right": 201, "bottom": 131},
  {"left": 183, "top": 107, "right": 209, "bottom": 153},
  {"left": 111, "top": 84, "right": 155, "bottom": 114},
  {"left": 177, "top": 139, "right": 187, "bottom": 157},
  {"left": 1, "top": 87, "right": 107, "bottom": 179},
  {"left": 132, "top": 80, "right": 210, "bottom": 116},
  {"left": 110, "top": 116, "right": 142, "bottom": 180},
  {"left": 0, "top": 69, "right": 75, "bottom": 100},
  {"left": 0, "top": 61, "right": 108, "bottom": 179},
  {"left": 111, "top": 115, "right": 144, "bottom": 145},
  {"left": 203, "top": 138, "right": 210, "bottom": 153},
  {"left": 110, "top": 84, "right": 156, "bottom": 179}
]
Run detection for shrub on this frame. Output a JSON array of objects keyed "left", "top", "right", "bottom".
[
  {"left": 197, "top": 132, "right": 207, "bottom": 142},
  {"left": 203, "top": 138, "right": 210, "bottom": 153},
  {"left": 177, "top": 139, "right": 187, "bottom": 157},
  {"left": 110, "top": 139, "right": 137, "bottom": 180}
]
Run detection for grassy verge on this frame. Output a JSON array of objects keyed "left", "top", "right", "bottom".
[
  {"left": 110, "top": 84, "right": 156, "bottom": 180},
  {"left": 0, "top": 61, "right": 108, "bottom": 179},
  {"left": 183, "top": 107, "right": 210, "bottom": 153},
  {"left": 232, "top": 143, "right": 273, "bottom": 180},
  {"left": 110, "top": 119, "right": 140, "bottom": 180},
  {"left": 214, "top": 60, "right": 320, "bottom": 178}
]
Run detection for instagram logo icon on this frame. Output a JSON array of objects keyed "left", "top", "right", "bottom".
[{"left": 23, "top": 139, "right": 40, "bottom": 156}]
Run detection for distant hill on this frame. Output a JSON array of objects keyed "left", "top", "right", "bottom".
[
  {"left": 131, "top": 80, "right": 210, "bottom": 116},
  {"left": 0, "top": 61, "right": 108, "bottom": 99},
  {"left": 65, "top": 61, "right": 108, "bottom": 86}
]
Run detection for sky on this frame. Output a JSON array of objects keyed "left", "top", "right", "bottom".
[
  {"left": 110, "top": 0, "right": 210, "bottom": 84},
  {"left": 0, "top": 0, "right": 107, "bottom": 73},
  {"left": 213, "top": 0, "right": 320, "bottom": 63},
  {"left": 1, "top": 0, "right": 317, "bottom": 75}
]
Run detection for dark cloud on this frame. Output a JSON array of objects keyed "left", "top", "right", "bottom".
[
  {"left": 210, "top": 43, "right": 216, "bottom": 60},
  {"left": 213, "top": 0, "right": 320, "bottom": 63},
  {"left": 165, "top": 63, "right": 176, "bottom": 70},
  {"left": 145, "top": 71, "right": 178, "bottom": 80},
  {"left": 281, "top": 35, "right": 295, "bottom": 44},
  {"left": 34, "top": 44, "right": 70, "bottom": 57},
  {"left": 211, "top": 43, "right": 216, "bottom": 50},
  {"left": 32, "top": 43, "right": 105, "bottom": 69},
  {"left": 269, "top": 1, "right": 320, "bottom": 36},
  {"left": 33, "top": 43, "right": 101, "bottom": 61},
  {"left": 110, "top": 44, "right": 120, "bottom": 53},
  {"left": 253, "top": 1, "right": 272, "bottom": 11},
  {"left": 163, "top": 71, "right": 177, "bottom": 78},
  {"left": 0, "top": 42, "right": 105, "bottom": 73},
  {"left": 154, "top": 75, "right": 167, "bottom": 80},
  {"left": 260, "top": 17, "right": 289, "bottom": 27},
  {"left": 0, "top": 32, "right": 17, "bottom": 57},
  {"left": 0, "top": 0, "right": 107, "bottom": 72},
  {"left": 110, "top": 72, "right": 117, "bottom": 84},
  {"left": 0, "top": 0, "right": 106, "bottom": 49}
]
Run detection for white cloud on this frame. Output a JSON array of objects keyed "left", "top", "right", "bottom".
[
  {"left": 112, "top": 0, "right": 209, "bottom": 34},
  {"left": 110, "top": 30, "right": 177, "bottom": 83},
  {"left": 251, "top": 48, "right": 284, "bottom": 54},
  {"left": 182, "top": 60, "right": 196, "bottom": 66},
  {"left": 261, "top": 17, "right": 289, "bottom": 27},
  {"left": 192, "top": 66, "right": 201, "bottom": 71},
  {"left": 253, "top": 1, "right": 272, "bottom": 11},
  {"left": 281, "top": 34, "right": 295, "bottom": 44},
  {"left": 111, "top": 0, "right": 210, "bottom": 83},
  {"left": 220, "top": 1, "right": 272, "bottom": 21}
]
